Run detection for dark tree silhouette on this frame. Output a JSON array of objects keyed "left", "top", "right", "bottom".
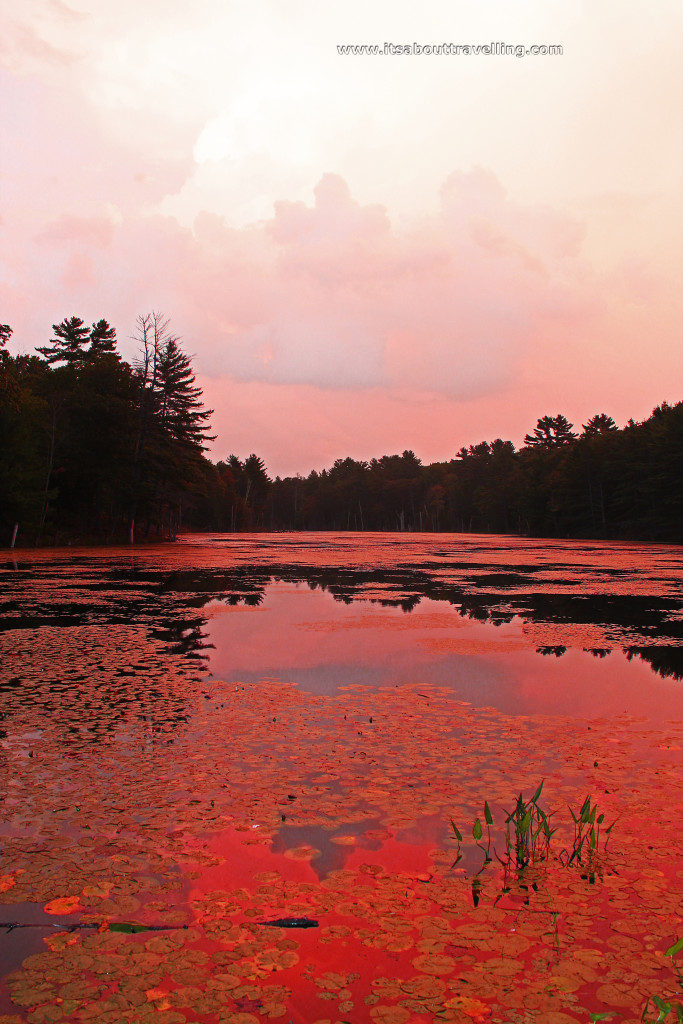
[
  {"left": 36, "top": 316, "right": 91, "bottom": 365},
  {"left": 156, "top": 336, "right": 214, "bottom": 448},
  {"left": 524, "top": 414, "right": 577, "bottom": 448},
  {"left": 582, "top": 414, "right": 617, "bottom": 436},
  {"left": 216, "top": 454, "right": 271, "bottom": 529},
  {"left": 1, "top": 319, "right": 681, "bottom": 546},
  {"left": 88, "top": 319, "right": 118, "bottom": 358},
  {"left": 127, "top": 313, "right": 214, "bottom": 541},
  {"left": 0, "top": 325, "right": 11, "bottom": 387}
]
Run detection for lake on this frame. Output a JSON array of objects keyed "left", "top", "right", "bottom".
[{"left": 1, "top": 533, "right": 682, "bottom": 1023}]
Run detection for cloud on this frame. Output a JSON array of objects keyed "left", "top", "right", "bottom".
[
  {"left": 3, "top": 164, "right": 681, "bottom": 418},
  {"left": 39, "top": 213, "right": 116, "bottom": 248},
  {"left": 142, "top": 168, "right": 591, "bottom": 399},
  {"left": 1, "top": 0, "right": 681, "bottom": 472}
]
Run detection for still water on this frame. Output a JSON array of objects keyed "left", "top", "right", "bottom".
[{"left": 1, "top": 533, "right": 682, "bottom": 1023}]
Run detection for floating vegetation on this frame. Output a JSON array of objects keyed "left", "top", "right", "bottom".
[
  {"left": 641, "top": 937, "right": 683, "bottom": 1022},
  {"left": 1, "top": 540, "right": 683, "bottom": 1023}
]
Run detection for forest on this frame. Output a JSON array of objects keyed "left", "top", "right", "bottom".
[{"left": 1, "top": 316, "right": 682, "bottom": 546}]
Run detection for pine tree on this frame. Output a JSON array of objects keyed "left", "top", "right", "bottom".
[
  {"left": 36, "top": 316, "right": 91, "bottom": 365},
  {"left": 88, "top": 319, "right": 118, "bottom": 358},
  {"left": 156, "top": 336, "right": 214, "bottom": 448},
  {"left": 128, "top": 313, "right": 214, "bottom": 541},
  {"left": 524, "top": 414, "right": 577, "bottom": 448},
  {"left": 582, "top": 414, "right": 617, "bottom": 436},
  {"left": 0, "top": 325, "right": 11, "bottom": 382}
]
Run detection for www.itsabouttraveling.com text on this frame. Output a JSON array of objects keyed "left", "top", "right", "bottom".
[{"left": 337, "top": 42, "right": 563, "bottom": 57}]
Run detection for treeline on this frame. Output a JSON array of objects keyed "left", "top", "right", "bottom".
[
  {"left": 267, "top": 409, "right": 683, "bottom": 541},
  {"left": 1, "top": 317, "right": 682, "bottom": 544}
]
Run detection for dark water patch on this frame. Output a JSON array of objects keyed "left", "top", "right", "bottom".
[
  {"left": 272, "top": 819, "right": 386, "bottom": 878},
  {"left": 0, "top": 902, "right": 82, "bottom": 975}
]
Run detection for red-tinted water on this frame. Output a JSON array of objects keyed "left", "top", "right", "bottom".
[{"left": 1, "top": 534, "right": 682, "bottom": 1022}]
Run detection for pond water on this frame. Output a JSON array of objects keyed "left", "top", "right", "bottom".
[{"left": 1, "top": 533, "right": 682, "bottom": 1023}]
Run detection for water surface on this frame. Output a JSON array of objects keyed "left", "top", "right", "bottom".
[{"left": 1, "top": 533, "right": 682, "bottom": 1023}]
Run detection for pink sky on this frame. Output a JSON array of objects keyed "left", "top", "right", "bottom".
[{"left": 2, "top": 0, "right": 682, "bottom": 476}]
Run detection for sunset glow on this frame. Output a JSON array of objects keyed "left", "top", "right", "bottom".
[{"left": 2, "top": 0, "right": 682, "bottom": 475}]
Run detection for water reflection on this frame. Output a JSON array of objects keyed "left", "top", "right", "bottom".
[
  {"left": 0, "top": 536, "right": 681, "bottom": 750},
  {"left": 1, "top": 536, "right": 681, "bottom": 1024},
  {"left": 201, "top": 583, "right": 682, "bottom": 720},
  {"left": 628, "top": 645, "right": 683, "bottom": 679}
]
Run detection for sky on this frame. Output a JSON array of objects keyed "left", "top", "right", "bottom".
[{"left": 1, "top": 0, "right": 682, "bottom": 477}]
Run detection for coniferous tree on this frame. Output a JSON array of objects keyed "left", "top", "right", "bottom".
[
  {"left": 0, "top": 324, "right": 12, "bottom": 388},
  {"left": 88, "top": 319, "right": 118, "bottom": 358},
  {"left": 524, "top": 414, "right": 577, "bottom": 448},
  {"left": 581, "top": 414, "right": 617, "bottom": 437},
  {"left": 156, "top": 336, "right": 214, "bottom": 448},
  {"left": 36, "top": 316, "right": 91, "bottom": 365},
  {"left": 128, "top": 313, "right": 214, "bottom": 540}
]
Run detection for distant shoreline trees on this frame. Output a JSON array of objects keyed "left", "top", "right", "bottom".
[
  {"left": 265, "top": 405, "right": 682, "bottom": 541},
  {"left": 1, "top": 318, "right": 681, "bottom": 545}
]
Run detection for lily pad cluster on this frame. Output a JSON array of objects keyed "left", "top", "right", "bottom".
[{"left": 1, "top": 545, "right": 682, "bottom": 1023}]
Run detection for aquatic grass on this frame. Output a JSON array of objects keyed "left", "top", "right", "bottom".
[
  {"left": 562, "top": 793, "right": 617, "bottom": 869},
  {"left": 450, "top": 819, "right": 463, "bottom": 866},
  {"left": 450, "top": 781, "right": 618, "bottom": 879},
  {"left": 472, "top": 800, "right": 494, "bottom": 862},
  {"left": 642, "top": 999, "right": 683, "bottom": 1023},
  {"left": 452, "top": 781, "right": 558, "bottom": 874},
  {"left": 500, "top": 780, "right": 557, "bottom": 870},
  {"left": 641, "top": 937, "right": 683, "bottom": 1022}
]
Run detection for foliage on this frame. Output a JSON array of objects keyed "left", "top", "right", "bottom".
[
  {"left": 214, "top": 453, "right": 272, "bottom": 530},
  {"left": 127, "top": 312, "right": 215, "bottom": 541},
  {"left": 267, "top": 403, "right": 683, "bottom": 541},
  {"left": 563, "top": 794, "right": 617, "bottom": 867},
  {"left": 0, "top": 313, "right": 214, "bottom": 545},
  {"left": 641, "top": 937, "right": 683, "bottom": 1022},
  {"left": 35, "top": 315, "right": 91, "bottom": 365},
  {"left": 451, "top": 782, "right": 616, "bottom": 876},
  {"left": 2, "top": 316, "right": 682, "bottom": 544},
  {"left": 523, "top": 413, "right": 577, "bottom": 448},
  {"left": 501, "top": 781, "right": 556, "bottom": 869}
]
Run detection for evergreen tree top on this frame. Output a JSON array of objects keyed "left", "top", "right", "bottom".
[
  {"left": 36, "top": 316, "right": 118, "bottom": 365},
  {"left": 524, "top": 414, "right": 577, "bottom": 448}
]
